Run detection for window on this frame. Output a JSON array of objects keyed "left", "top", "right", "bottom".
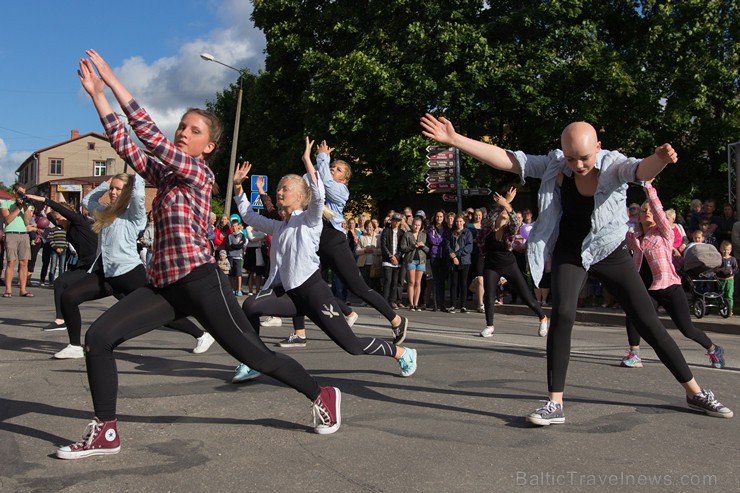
[
  {"left": 49, "top": 158, "right": 63, "bottom": 175},
  {"left": 88, "top": 142, "right": 96, "bottom": 150},
  {"left": 93, "top": 160, "right": 107, "bottom": 176}
]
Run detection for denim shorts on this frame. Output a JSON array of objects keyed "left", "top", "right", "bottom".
[{"left": 406, "top": 259, "right": 426, "bottom": 272}]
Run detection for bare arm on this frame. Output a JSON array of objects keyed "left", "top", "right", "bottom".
[
  {"left": 302, "top": 137, "right": 319, "bottom": 184},
  {"left": 420, "top": 113, "right": 521, "bottom": 174},
  {"left": 634, "top": 144, "right": 678, "bottom": 182}
]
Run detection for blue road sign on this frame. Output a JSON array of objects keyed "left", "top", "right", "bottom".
[
  {"left": 251, "top": 175, "right": 268, "bottom": 192},
  {"left": 250, "top": 192, "right": 265, "bottom": 209}
]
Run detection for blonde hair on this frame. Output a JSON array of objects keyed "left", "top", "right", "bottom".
[
  {"left": 278, "top": 174, "right": 312, "bottom": 211},
  {"left": 665, "top": 208, "right": 676, "bottom": 222},
  {"left": 92, "top": 174, "right": 134, "bottom": 233},
  {"left": 331, "top": 159, "right": 352, "bottom": 182}
]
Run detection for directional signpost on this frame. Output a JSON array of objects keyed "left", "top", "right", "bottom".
[{"left": 426, "top": 146, "right": 458, "bottom": 195}]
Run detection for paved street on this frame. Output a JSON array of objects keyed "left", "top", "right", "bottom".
[{"left": 1, "top": 287, "right": 738, "bottom": 492}]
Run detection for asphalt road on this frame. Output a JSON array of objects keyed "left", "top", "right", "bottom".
[{"left": 1, "top": 287, "right": 738, "bottom": 492}]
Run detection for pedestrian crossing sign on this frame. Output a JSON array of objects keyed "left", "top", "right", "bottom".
[{"left": 250, "top": 192, "right": 264, "bottom": 209}]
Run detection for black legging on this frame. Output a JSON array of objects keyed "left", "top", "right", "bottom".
[
  {"left": 626, "top": 284, "right": 713, "bottom": 349},
  {"left": 244, "top": 270, "right": 397, "bottom": 357},
  {"left": 53, "top": 267, "right": 90, "bottom": 319},
  {"left": 85, "top": 264, "right": 321, "bottom": 421},
  {"left": 317, "top": 225, "right": 395, "bottom": 321},
  {"left": 60, "top": 264, "right": 203, "bottom": 346},
  {"left": 482, "top": 261, "right": 545, "bottom": 327},
  {"left": 548, "top": 245, "right": 693, "bottom": 392},
  {"left": 449, "top": 264, "right": 470, "bottom": 309},
  {"left": 429, "top": 257, "right": 448, "bottom": 310}
]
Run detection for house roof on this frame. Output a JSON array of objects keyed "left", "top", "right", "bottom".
[{"left": 0, "top": 190, "right": 12, "bottom": 200}]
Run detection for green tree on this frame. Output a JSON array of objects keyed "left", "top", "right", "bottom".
[{"left": 208, "top": 0, "right": 738, "bottom": 216}]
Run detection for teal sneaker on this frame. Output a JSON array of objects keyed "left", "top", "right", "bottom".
[
  {"left": 708, "top": 344, "right": 725, "bottom": 369},
  {"left": 398, "top": 347, "right": 417, "bottom": 377},
  {"left": 232, "top": 363, "right": 261, "bottom": 383},
  {"left": 620, "top": 350, "right": 643, "bottom": 368}
]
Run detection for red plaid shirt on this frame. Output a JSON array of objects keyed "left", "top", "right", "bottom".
[
  {"left": 625, "top": 184, "right": 680, "bottom": 290},
  {"left": 102, "top": 99, "right": 215, "bottom": 287}
]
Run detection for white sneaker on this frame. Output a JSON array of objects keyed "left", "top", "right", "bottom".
[
  {"left": 54, "top": 344, "right": 84, "bottom": 359},
  {"left": 538, "top": 318, "right": 549, "bottom": 338},
  {"left": 345, "top": 312, "right": 359, "bottom": 327},
  {"left": 480, "top": 326, "right": 495, "bottom": 338},
  {"left": 261, "top": 316, "right": 283, "bottom": 327},
  {"left": 193, "top": 332, "right": 215, "bottom": 354}
]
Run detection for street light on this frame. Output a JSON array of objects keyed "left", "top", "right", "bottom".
[{"left": 200, "top": 52, "right": 246, "bottom": 216}]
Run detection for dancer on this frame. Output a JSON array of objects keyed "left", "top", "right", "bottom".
[
  {"left": 234, "top": 140, "right": 417, "bottom": 380},
  {"left": 48, "top": 173, "right": 214, "bottom": 359},
  {"left": 477, "top": 187, "right": 549, "bottom": 338},
  {"left": 621, "top": 182, "right": 725, "bottom": 369},
  {"left": 57, "top": 50, "right": 341, "bottom": 460},
  {"left": 421, "top": 114, "right": 733, "bottom": 424},
  {"left": 275, "top": 140, "right": 409, "bottom": 348},
  {"left": 23, "top": 194, "right": 98, "bottom": 334}
]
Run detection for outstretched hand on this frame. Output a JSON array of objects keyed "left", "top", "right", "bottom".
[
  {"left": 494, "top": 186, "right": 516, "bottom": 206},
  {"left": 303, "top": 136, "right": 316, "bottom": 164},
  {"left": 78, "top": 58, "right": 105, "bottom": 97},
  {"left": 420, "top": 113, "right": 457, "bottom": 146},
  {"left": 503, "top": 186, "right": 517, "bottom": 203},
  {"left": 233, "top": 161, "right": 252, "bottom": 186},
  {"left": 654, "top": 144, "right": 678, "bottom": 165},
  {"left": 85, "top": 50, "right": 120, "bottom": 88},
  {"left": 255, "top": 175, "right": 265, "bottom": 194},
  {"left": 317, "top": 140, "right": 335, "bottom": 156}
]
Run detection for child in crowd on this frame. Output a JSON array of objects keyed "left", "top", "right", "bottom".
[
  {"left": 716, "top": 240, "right": 738, "bottom": 316},
  {"left": 699, "top": 219, "right": 717, "bottom": 248},
  {"left": 228, "top": 220, "right": 246, "bottom": 295},
  {"left": 218, "top": 250, "right": 230, "bottom": 275}
]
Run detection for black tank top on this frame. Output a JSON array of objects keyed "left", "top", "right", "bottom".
[
  {"left": 484, "top": 230, "right": 515, "bottom": 269},
  {"left": 554, "top": 173, "right": 595, "bottom": 257}
]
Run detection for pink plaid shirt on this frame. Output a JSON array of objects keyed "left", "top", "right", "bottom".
[
  {"left": 102, "top": 99, "right": 215, "bottom": 287},
  {"left": 625, "top": 184, "right": 680, "bottom": 290}
]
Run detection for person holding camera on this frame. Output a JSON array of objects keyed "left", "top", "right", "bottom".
[{"left": 1, "top": 183, "right": 35, "bottom": 297}]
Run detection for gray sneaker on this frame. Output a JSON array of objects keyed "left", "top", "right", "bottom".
[
  {"left": 686, "top": 389, "right": 733, "bottom": 418},
  {"left": 527, "top": 400, "right": 565, "bottom": 426}
]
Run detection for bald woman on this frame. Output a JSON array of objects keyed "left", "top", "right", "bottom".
[{"left": 421, "top": 115, "right": 733, "bottom": 424}]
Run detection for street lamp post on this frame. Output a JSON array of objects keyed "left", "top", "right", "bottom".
[{"left": 200, "top": 53, "right": 245, "bottom": 216}]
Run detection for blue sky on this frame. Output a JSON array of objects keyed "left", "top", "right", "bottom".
[{"left": 0, "top": 0, "right": 266, "bottom": 186}]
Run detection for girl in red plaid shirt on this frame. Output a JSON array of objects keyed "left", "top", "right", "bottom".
[{"left": 57, "top": 50, "right": 340, "bottom": 461}]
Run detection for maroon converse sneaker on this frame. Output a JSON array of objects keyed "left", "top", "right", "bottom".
[
  {"left": 57, "top": 418, "right": 121, "bottom": 459},
  {"left": 312, "top": 387, "right": 341, "bottom": 435}
]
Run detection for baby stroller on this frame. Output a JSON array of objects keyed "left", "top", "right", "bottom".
[{"left": 682, "top": 243, "right": 730, "bottom": 319}]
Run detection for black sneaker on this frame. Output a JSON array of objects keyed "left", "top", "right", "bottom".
[
  {"left": 278, "top": 334, "right": 307, "bottom": 348},
  {"left": 527, "top": 400, "right": 565, "bottom": 426},
  {"left": 392, "top": 316, "right": 408, "bottom": 345},
  {"left": 686, "top": 389, "right": 734, "bottom": 418},
  {"left": 43, "top": 321, "right": 67, "bottom": 332}
]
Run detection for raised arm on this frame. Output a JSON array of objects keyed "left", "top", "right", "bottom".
[
  {"left": 302, "top": 137, "right": 319, "bottom": 185},
  {"left": 84, "top": 49, "right": 134, "bottom": 113},
  {"left": 82, "top": 178, "right": 111, "bottom": 214},
  {"left": 634, "top": 144, "right": 678, "bottom": 182},
  {"left": 420, "top": 113, "right": 521, "bottom": 174}
]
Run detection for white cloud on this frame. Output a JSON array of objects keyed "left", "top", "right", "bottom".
[
  {"left": 0, "top": 138, "right": 29, "bottom": 186},
  {"left": 112, "top": 0, "right": 266, "bottom": 139}
]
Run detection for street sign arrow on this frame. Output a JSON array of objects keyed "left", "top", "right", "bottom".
[
  {"left": 461, "top": 188, "right": 492, "bottom": 196},
  {"left": 426, "top": 145, "right": 454, "bottom": 154},
  {"left": 425, "top": 175, "right": 457, "bottom": 184},
  {"left": 427, "top": 182, "right": 456, "bottom": 190},
  {"left": 442, "top": 194, "right": 457, "bottom": 203},
  {"left": 426, "top": 152, "right": 455, "bottom": 161},
  {"left": 427, "top": 167, "right": 456, "bottom": 174},
  {"left": 426, "top": 159, "right": 455, "bottom": 168}
]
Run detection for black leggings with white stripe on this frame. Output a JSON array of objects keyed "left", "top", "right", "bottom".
[
  {"left": 243, "top": 270, "right": 397, "bottom": 357},
  {"left": 84, "top": 263, "right": 321, "bottom": 421}
]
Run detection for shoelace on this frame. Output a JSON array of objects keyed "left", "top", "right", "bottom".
[
  {"left": 697, "top": 390, "right": 719, "bottom": 408},
  {"left": 74, "top": 420, "right": 102, "bottom": 449},
  {"left": 707, "top": 352, "right": 719, "bottom": 363},
  {"left": 536, "top": 400, "right": 558, "bottom": 414},
  {"left": 312, "top": 400, "right": 332, "bottom": 427}
]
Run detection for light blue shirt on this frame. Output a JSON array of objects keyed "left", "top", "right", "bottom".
[
  {"left": 235, "top": 174, "right": 324, "bottom": 291},
  {"left": 82, "top": 174, "right": 146, "bottom": 277},
  {"left": 512, "top": 148, "right": 642, "bottom": 286},
  {"left": 316, "top": 152, "right": 349, "bottom": 232}
]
